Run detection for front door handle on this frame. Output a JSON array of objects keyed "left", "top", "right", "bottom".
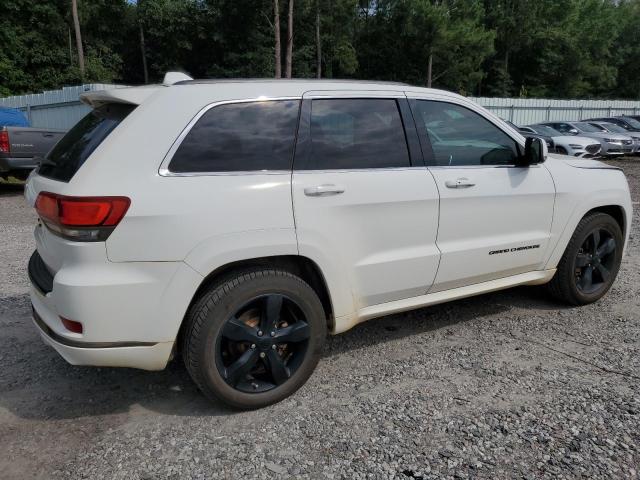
[
  {"left": 445, "top": 178, "right": 476, "bottom": 189},
  {"left": 304, "top": 184, "right": 345, "bottom": 197}
]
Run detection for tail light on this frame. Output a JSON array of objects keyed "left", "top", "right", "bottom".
[
  {"left": 0, "top": 130, "right": 10, "bottom": 153},
  {"left": 35, "top": 192, "right": 130, "bottom": 242}
]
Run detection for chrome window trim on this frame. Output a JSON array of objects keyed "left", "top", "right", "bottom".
[
  {"left": 294, "top": 166, "right": 428, "bottom": 174},
  {"left": 428, "top": 164, "right": 541, "bottom": 170},
  {"left": 158, "top": 96, "right": 301, "bottom": 177}
]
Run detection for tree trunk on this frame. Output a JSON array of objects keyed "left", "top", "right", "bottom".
[
  {"left": 71, "top": 0, "right": 85, "bottom": 77},
  {"left": 274, "top": 0, "right": 281, "bottom": 78},
  {"left": 315, "top": 0, "right": 321, "bottom": 78},
  {"left": 139, "top": 23, "right": 149, "bottom": 84},
  {"left": 285, "top": 0, "right": 294, "bottom": 78},
  {"left": 68, "top": 28, "right": 73, "bottom": 66},
  {"left": 426, "top": 51, "right": 433, "bottom": 88}
]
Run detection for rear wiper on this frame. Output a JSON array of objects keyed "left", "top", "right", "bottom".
[{"left": 36, "top": 156, "right": 55, "bottom": 167}]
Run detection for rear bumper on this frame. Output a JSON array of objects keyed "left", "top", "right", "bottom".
[
  {"left": 28, "top": 229, "right": 203, "bottom": 370},
  {"left": 0, "top": 155, "right": 39, "bottom": 172},
  {"left": 31, "top": 287, "right": 174, "bottom": 370}
]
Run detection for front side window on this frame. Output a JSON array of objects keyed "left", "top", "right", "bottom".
[
  {"left": 412, "top": 100, "right": 519, "bottom": 166},
  {"left": 169, "top": 100, "right": 300, "bottom": 173},
  {"left": 301, "top": 99, "right": 410, "bottom": 170}
]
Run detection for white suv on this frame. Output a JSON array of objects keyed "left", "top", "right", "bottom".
[{"left": 26, "top": 74, "right": 632, "bottom": 409}]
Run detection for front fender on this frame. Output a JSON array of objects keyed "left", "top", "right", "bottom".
[{"left": 544, "top": 160, "right": 632, "bottom": 269}]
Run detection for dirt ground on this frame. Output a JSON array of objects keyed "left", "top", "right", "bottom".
[{"left": 0, "top": 159, "right": 638, "bottom": 479}]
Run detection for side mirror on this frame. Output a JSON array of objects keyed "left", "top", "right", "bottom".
[
  {"left": 522, "top": 137, "right": 547, "bottom": 166},
  {"left": 569, "top": 128, "right": 579, "bottom": 135}
]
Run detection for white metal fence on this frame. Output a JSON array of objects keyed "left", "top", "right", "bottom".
[
  {"left": 1, "top": 84, "right": 640, "bottom": 130},
  {"left": 470, "top": 97, "right": 640, "bottom": 126},
  {"left": 0, "top": 84, "right": 123, "bottom": 130}
]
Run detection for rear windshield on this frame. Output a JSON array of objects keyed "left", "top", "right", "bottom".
[{"left": 38, "top": 103, "right": 135, "bottom": 182}]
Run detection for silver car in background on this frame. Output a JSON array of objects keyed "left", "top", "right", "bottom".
[
  {"left": 587, "top": 121, "right": 640, "bottom": 154},
  {"left": 538, "top": 121, "right": 634, "bottom": 156},
  {"left": 520, "top": 124, "right": 601, "bottom": 158}
]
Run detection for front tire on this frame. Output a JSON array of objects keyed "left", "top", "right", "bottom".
[
  {"left": 548, "top": 212, "right": 623, "bottom": 305},
  {"left": 182, "top": 269, "right": 326, "bottom": 409}
]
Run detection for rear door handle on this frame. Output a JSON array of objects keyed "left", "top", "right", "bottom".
[
  {"left": 304, "top": 184, "right": 345, "bottom": 197},
  {"left": 445, "top": 178, "right": 476, "bottom": 189}
]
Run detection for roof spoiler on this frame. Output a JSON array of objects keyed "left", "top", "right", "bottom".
[
  {"left": 80, "top": 72, "right": 193, "bottom": 108},
  {"left": 80, "top": 85, "right": 161, "bottom": 108}
]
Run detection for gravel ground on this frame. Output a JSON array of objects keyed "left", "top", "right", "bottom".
[{"left": 1, "top": 160, "right": 639, "bottom": 480}]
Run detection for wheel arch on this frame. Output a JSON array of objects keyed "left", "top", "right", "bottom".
[
  {"left": 181, "top": 255, "right": 335, "bottom": 335},
  {"left": 586, "top": 204, "right": 626, "bottom": 237},
  {"left": 545, "top": 201, "right": 630, "bottom": 270}
]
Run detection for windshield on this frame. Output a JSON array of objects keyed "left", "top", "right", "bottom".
[
  {"left": 38, "top": 103, "right": 135, "bottom": 182},
  {"left": 600, "top": 122, "right": 628, "bottom": 134},
  {"left": 530, "top": 125, "right": 561, "bottom": 136},
  {"left": 574, "top": 122, "right": 601, "bottom": 133},
  {"left": 622, "top": 117, "right": 640, "bottom": 129}
]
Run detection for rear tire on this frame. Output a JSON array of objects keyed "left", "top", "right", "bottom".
[
  {"left": 181, "top": 269, "right": 326, "bottom": 409},
  {"left": 547, "top": 212, "right": 623, "bottom": 305}
]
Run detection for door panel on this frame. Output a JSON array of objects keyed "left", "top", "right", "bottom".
[
  {"left": 407, "top": 97, "right": 556, "bottom": 292},
  {"left": 292, "top": 94, "right": 440, "bottom": 313},
  {"left": 429, "top": 165, "right": 555, "bottom": 291},
  {"left": 293, "top": 169, "right": 440, "bottom": 308}
]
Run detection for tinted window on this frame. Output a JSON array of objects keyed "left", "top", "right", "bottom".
[
  {"left": 39, "top": 103, "right": 134, "bottom": 182},
  {"left": 551, "top": 123, "right": 576, "bottom": 134},
  {"left": 169, "top": 100, "right": 300, "bottom": 173},
  {"left": 600, "top": 123, "right": 629, "bottom": 134},
  {"left": 413, "top": 100, "right": 519, "bottom": 166},
  {"left": 588, "top": 123, "right": 608, "bottom": 132},
  {"left": 574, "top": 122, "right": 601, "bottom": 133},
  {"left": 303, "top": 99, "right": 410, "bottom": 170},
  {"left": 531, "top": 125, "right": 561, "bottom": 136},
  {"left": 622, "top": 117, "right": 640, "bottom": 129}
]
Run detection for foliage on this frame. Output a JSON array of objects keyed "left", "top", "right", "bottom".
[{"left": 0, "top": 0, "right": 639, "bottom": 99}]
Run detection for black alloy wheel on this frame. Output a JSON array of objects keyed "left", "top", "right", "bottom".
[
  {"left": 216, "top": 294, "right": 311, "bottom": 393},
  {"left": 182, "top": 269, "right": 326, "bottom": 409},
  {"left": 547, "top": 212, "right": 623, "bottom": 305},
  {"left": 574, "top": 228, "right": 617, "bottom": 295}
]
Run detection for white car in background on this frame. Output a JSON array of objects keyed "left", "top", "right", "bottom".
[
  {"left": 588, "top": 121, "right": 640, "bottom": 154},
  {"left": 540, "top": 121, "right": 634, "bottom": 156},
  {"left": 519, "top": 124, "right": 602, "bottom": 157},
  {"left": 25, "top": 74, "right": 632, "bottom": 409}
]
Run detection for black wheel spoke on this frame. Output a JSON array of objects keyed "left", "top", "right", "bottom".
[
  {"left": 217, "top": 293, "right": 311, "bottom": 394},
  {"left": 591, "top": 230, "right": 600, "bottom": 256},
  {"left": 597, "top": 238, "right": 616, "bottom": 258},
  {"left": 580, "top": 266, "right": 594, "bottom": 290},
  {"left": 261, "top": 295, "right": 283, "bottom": 331},
  {"left": 224, "top": 348, "right": 259, "bottom": 386},
  {"left": 265, "top": 349, "right": 290, "bottom": 385},
  {"left": 274, "top": 321, "right": 311, "bottom": 343},
  {"left": 575, "top": 253, "right": 591, "bottom": 268},
  {"left": 596, "top": 263, "right": 611, "bottom": 282},
  {"left": 222, "top": 316, "right": 258, "bottom": 342}
]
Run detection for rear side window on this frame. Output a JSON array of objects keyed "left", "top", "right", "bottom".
[
  {"left": 168, "top": 100, "right": 300, "bottom": 173},
  {"left": 39, "top": 103, "right": 134, "bottom": 182},
  {"left": 301, "top": 99, "right": 410, "bottom": 170}
]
